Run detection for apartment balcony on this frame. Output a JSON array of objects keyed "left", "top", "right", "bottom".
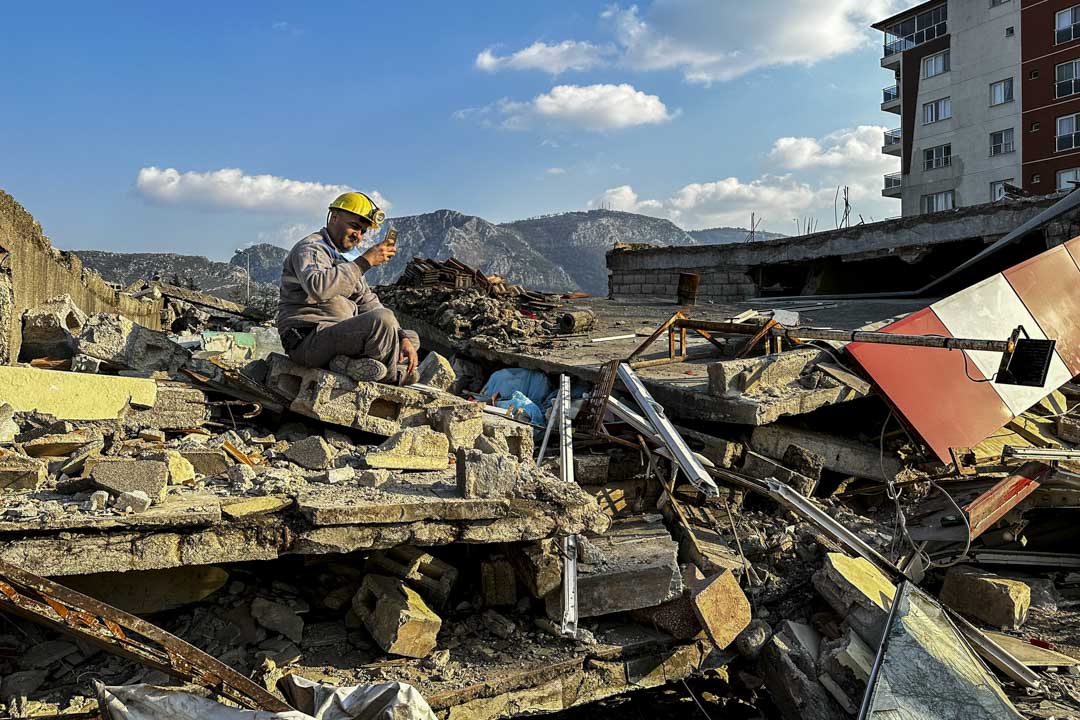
[
  {"left": 881, "top": 85, "right": 901, "bottom": 113},
  {"left": 882, "top": 128, "right": 902, "bottom": 156},
  {"left": 881, "top": 18, "right": 947, "bottom": 70},
  {"left": 882, "top": 172, "right": 902, "bottom": 198}
]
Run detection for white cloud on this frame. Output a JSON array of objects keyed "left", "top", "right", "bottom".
[
  {"left": 546, "top": 167, "right": 567, "bottom": 175},
  {"left": 135, "top": 167, "right": 391, "bottom": 214},
  {"left": 457, "top": 83, "right": 676, "bottom": 132},
  {"left": 476, "top": 41, "right": 613, "bottom": 75},
  {"left": 478, "top": 0, "right": 900, "bottom": 85},
  {"left": 589, "top": 125, "right": 900, "bottom": 230}
]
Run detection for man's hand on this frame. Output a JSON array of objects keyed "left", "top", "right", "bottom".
[
  {"left": 400, "top": 337, "right": 418, "bottom": 376},
  {"left": 359, "top": 236, "right": 397, "bottom": 268}
]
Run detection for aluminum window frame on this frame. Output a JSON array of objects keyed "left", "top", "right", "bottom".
[
  {"left": 990, "top": 78, "right": 1014, "bottom": 106},
  {"left": 923, "top": 97, "right": 952, "bottom": 124},
  {"left": 923, "top": 143, "right": 952, "bottom": 170},
  {"left": 990, "top": 128, "right": 1015, "bottom": 156}
]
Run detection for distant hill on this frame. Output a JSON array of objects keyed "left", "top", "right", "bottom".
[
  {"left": 688, "top": 226, "right": 787, "bottom": 244},
  {"left": 76, "top": 210, "right": 774, "bottom": 299}
]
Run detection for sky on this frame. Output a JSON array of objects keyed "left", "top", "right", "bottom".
[{"left": 0, "top": 0, "right": 914, "bottom": 260}]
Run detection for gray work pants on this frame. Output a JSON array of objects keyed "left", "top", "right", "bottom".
[{"left": 288, "top": 308, "right": 419, "bottom": 383}]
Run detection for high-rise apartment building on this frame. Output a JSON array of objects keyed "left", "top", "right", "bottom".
[{"left": 875, "top": 1, "right": 1080, "bottom": 216}]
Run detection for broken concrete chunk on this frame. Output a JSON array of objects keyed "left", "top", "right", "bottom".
[
  {"left": 367, "top": 546, "right": 458, "bottom": 608},
  {"left": 417, "top": 351, "right": 456, "bottom": 391},
  {"left": 91, "top": 459, "right": 169, "bottom": 503},
  {"left": 123, "top": 384, "right": 209, "bottom": 430},
  {"left": 19, "top": 294, "right": 87, "bottom": 361},
  {"left": 812, "top": 553, "right": 895, "bottom": 646},
  {"left": 630, "top": 564, "right": 706, "bottom": 640},
  {"left": 222, "top": 496, "right": 291, "bottom": 518},
  {"left": 456, "top": 448, "right": 519, "bottom": 499},
  {"left": 251, "top": 597, "right": 304, "bottom": 644},
  {"left": 782, "top": 444, "right": 824, "bottom": 483},
  {"left": 89, "top": 489, "right": 109, "bottom": 511},
  {"left": 0, "top": 365, "right": 157, "bottom": 420},
  {"left": 357, "top": 469, "right": 391, "bottom": 488},
  {"left": 818, "top": 626, "right": 873, "bottom": 711},
  {"left": 1, "top": 670, "right": 48, "bottom": 704},
  {"left": 285, "top": 436, "right": 335, "bottom": 470},
  {"left": 0, "top": 403, "right": 18, "bottom": 443},
  {"left": 431, "top": 403, "right": 483, "bottom": 451},
  {"left": 483, "top": 608, "right": 517, "bottom": 639},
  {"left": 939, "top": 565, "right": 1030, "bottom": 629},
  {"left": 144, "top": 449, "right": 196, "bottom": 485},
  {"left": 760, "top": 624, "right": 844, "bottom": 720},
  {"left": 139, "top": 429, "right": 166, "bottom": 443},
  {"left": 71, "top": 354, "right": 102, "bottom": 373},
  {"left": 708, "top": 348, "right": 828, "bottom": 396},
  {"left": 474, "top": 432, "right": 509, "bottom": 455},
  {"left": 481, "top": 414, "right": 533, "bottom": 462},
  {"left": 741, "top": 451, "right": 815, "bottom": 496},
  {"left": 77, "top": 312, "right": 190, "bottom": 375},
  {"left": 365, "top": 427, "right": 449, "bottom": 471},
  {"left": 319, "top": 467, "right": 355, "bottom": 484},
  {"left": 352, "top": 574, "right": 442, "bottom": 658},
  {"left": 18, "top": 639, "right": 79, "bottom": 669},
  {"left": 691, "top": 570, "right": 752, "bottom": 650},
  {"left": 480, "top": 558, "right": 518, "bottom": 607},
  {"left": 22, "top": 429, "right": 96, "bottom": 457},
  {"left": 508, "top": 539, "right": 562, "bottom": 598},
  {"left": 179, "top": 449, "right": 231, "bottom": 476},
  {"left": 112, "top": 490, "right": 152, "bottom": 513},
  {"left": 0, "top": 450, "right": 48, "bottom": 490}
]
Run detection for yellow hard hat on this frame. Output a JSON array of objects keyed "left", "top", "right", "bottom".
[{"left": 328, "top": 192, "right": 385, "bottom": 228}]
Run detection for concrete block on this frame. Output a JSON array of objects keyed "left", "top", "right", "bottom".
[
  {"left": 812, "top": 553, "right": 895, "bottom": 646},
  {"left": 708, "top": 349, "right": 827, "bottom": 397},
  {"left": 62, "top": 566, "right": 229, "bottom": 615},
  {"left": 22, "top": 429, "right": 96, "bottom": 457},
  {"left": 285, "top": 436, "right": 335, "bottom": 470},
  {"left": 417, "top": 352, "right": 456, "bottom": 391},
  {"left": 122, "top": 384, "right": 209, "bottom": 430},
  {"left": 352, "top": 574, "right": 442, "bottom": 658},
  {"left": 0, "top": 365, "right": 157, "bottom": 420},
  {"left": 266, "top": 353, "right": 433, "bottom": 437},
  {"left": 357, "top": 469, "right": 391, "bottom": 487},
  {"left": 1057, "top": 416, "right": 1080, "bottom": 443},
  {"left": 251, "top": 597, "right": 304, "bottom": 643},
  {"left": 0, "top": 451, "right": 48, "bottom": 490},
  {"left": 112, "top": 490, "right": 152, "bottom": 513},
  {"left": 19, "top": 294, "right": 86, "bottom": 361},
  {"left": 630, "top": 564, "right": 706, "bottom": 640},
  {"left": 480, "top": 558, "right": 517, "bottom": 607},
  {"left": 545, "top": 517, "right": 682, "bottom": 619},
  {"left": 691, "top": 570, "right": 751, "bottom": 650},
  {"left": 456, "top": 448, "right": 519, "bottom": 498},
  {"left": 91, "top": 459, "right": 169, "bottom": 503},
  {"left": 365, "top": 427, "right": 449, "bottom": 470},
  {"left": 179, "top": 449, "right": 231, "bottom": 476},
  {"left": 761, "top": 625, "right": 843, "bottom": 720},
  {"left": 741, "top": 451, "right": 816, "bottom": 496},
  {"left": 367, "top": 545, "right": 458, "bottom": 608},
  {"left": 507, "top": 539, "right": 562, "bottom": 598},
  {"left": 222, "top": 496, "right": 291, "bottom": 518},
  {"left": 77, "top": 312, "right": 190, "bottom": 375},
  {"left": 782, "top": 444, "right": 824, "bottom": 483},
  {"left": 481, "top": 413, "right": 533, "bottom": 462},
  {"left": 432, "top": 403, "right": 483, "bottom": 451},
  {"left": 939, "top": 566, "right": 1030, "bottom": 629}
]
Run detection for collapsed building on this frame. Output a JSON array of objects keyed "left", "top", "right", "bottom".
[{"left": 1, "top": 188, "right": 1080, "bottom": 719}]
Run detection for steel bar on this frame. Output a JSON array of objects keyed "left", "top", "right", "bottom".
[
  {"left": 535, "top": 385, "right": 560, "bottom": 464},
  {"left": 965, "top": 550, "right": 1080, "bottom": 567},
  {"left": 0, "top": 559, "right": 292, "bottom": 712},
  {"left": 576, "top": 359, "right": 620, "bottom": 435},
  {"left": 557, "top": 374, "right": 579, "bottom": 640},
  {"left": 1002, "top": 446, "right": 1080, "bottom": 462},
  {"left": 616, "top": 364, "right": 718, "bottom": 496}
]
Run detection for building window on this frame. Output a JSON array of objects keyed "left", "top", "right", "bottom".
[
  {"left": 921, "top": 190, "right": 955, "bottom": 213},
  {"left": 1057, "top": 112, "right": 1080, "bottom": 151},
  {"left": 1057, "top": 60, "right": 1080, "bottom": 98},
  {"left": 923, "top": 50, "right": 950, "bottom": 78},
  {"left": 990, "top": 78, "right": 1014, "bottom": 105},
  {"left": 1057, "top": 6, "right": 1080, "bottom": 44},
  {"left": 924, "top": 144, "right": 952, "bottom": 170},
  {"left": 1030, "top": 69, "right": 1041, "bottom": 80},
  {"left": 991, "top": 0, "right": 1010, "bottom": 6},
  {"left": 990, "top": 129, "right": 1015, "bottom": 155},
  {"left": 924, "top": 97, "right": 952, "bottom": 124},
  {"left": 990, "top": 179, "right": 1013, "bottom": 201},
  {"left": 883, "top": 4, "right": 948, "bottom": 56},
  {"left": 1033, "top": 174, "right": 1042, "bottom": 184},
  {"left": 1005, "top": 26, "right": 1015, "bottom": 37},
  {"left": 1032, "top": 121, "right": 1041, "bottom": 132},
  {"left": 1058, "top": 168, "right": 1080, "bottom": 190}
]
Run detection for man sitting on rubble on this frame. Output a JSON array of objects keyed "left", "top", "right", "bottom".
[{"left": 277, "top": 191, "right": 419, "bottom": 385}]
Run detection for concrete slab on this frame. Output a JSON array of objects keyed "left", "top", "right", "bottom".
[{"left": 0, "top": 365, "right": 157, "bottom": 419}]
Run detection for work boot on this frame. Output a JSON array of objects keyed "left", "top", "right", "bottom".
[{"left": 341, "top": 358, "right": 388, "bottom": 383}]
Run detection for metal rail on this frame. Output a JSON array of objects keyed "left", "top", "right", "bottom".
[
  {"left": 0, "top": 559, "right": 292, "bottom": 712},
  {"left": 557, "top": 375, "right": 579, "bottom": 639},
  {"left": 615, "top": 364, "right": 719, "bottom": 496}
]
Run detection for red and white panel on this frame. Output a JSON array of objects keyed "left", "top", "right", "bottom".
[{"left": 848, "top": 237, "right": 1080, "bottom": 464}]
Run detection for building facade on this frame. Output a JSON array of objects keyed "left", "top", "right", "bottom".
[{"left": 876, "top": 0, "right": 1080, "bottom": 216}]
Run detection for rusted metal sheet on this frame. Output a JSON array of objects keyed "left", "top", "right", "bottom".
[
  {"left": 0, "top": 559, "right": 292, "bottom": 713},
  {"left": 847, "top": 308, "right": 1013, "bottom": 463},
  {"left": 965, "top": 462, "right": 1049, "bottom": 541},
  {"left": 1002, "top": 245, "right": 1080, "bottom": 376}
]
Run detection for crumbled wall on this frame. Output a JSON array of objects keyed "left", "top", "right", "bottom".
[{"left": 0, "top": 189, "right": 161, "bottom": 360}]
